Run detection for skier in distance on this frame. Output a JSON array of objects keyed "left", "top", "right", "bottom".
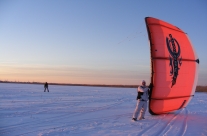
[{"left": 44, "top": 82, "right": 49, "bottom": 92}]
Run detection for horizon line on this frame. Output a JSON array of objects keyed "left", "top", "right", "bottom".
[{"left": 0, "top": 80, "right": 138, "bottom": 88}]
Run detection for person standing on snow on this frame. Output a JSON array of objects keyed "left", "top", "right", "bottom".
[
  {"left": 44, "top": 82, "right": 49, "bottom": 92},
  {"left": 132, "top": 80, "right": 150, "bottom": 121}
]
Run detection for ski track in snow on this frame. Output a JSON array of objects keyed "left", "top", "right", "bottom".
[
  {"left": 136, "top": 105, "right": 192, "bottom": 136},
  {"left": 0, "top": 97, "right": 127, "bottom": 135},
  {"left": 0, "top": 83, "right": 207, "bottom": 136},
  {"left": 16, "top": 113, "right": 132, "bottom": 136},
  {"left": 1, "top": 101, "right": 125, "bottom": 135}
]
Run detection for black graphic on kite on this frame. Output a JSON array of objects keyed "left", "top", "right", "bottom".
[{"left": 166, "top": 34, "right": 182, "bottom": 88}]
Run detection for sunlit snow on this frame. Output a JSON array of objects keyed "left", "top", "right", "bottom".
[{"left": 0, "top": 83, "right": 207, "bottom": 136}]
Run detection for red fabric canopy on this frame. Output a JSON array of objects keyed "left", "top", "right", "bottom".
[{"left": 145, "top": 17, "right": 199, "bottom": 114}]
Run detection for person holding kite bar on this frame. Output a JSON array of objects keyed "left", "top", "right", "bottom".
[{"left": 132, "top": 80, "right": 150, "bottom": 121}]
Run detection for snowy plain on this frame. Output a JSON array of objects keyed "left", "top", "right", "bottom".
[{"left": 0, "top": 83, "right": 207, "bottom": 136}]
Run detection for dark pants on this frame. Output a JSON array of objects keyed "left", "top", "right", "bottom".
[{"left": 44, "top": 87, "right": 49, "bottom": 92}]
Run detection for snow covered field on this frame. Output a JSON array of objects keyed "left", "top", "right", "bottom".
[{"left": 0, "top": 83, "right": 207, "bottom": 136}]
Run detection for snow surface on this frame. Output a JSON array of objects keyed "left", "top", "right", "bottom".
[{"left": 0, "top": 83, "right": 207, "bottom": 136}]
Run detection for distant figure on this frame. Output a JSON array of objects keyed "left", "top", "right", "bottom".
[
  {"left": 44, "top": 82, "right": 49, "bottom": 92},
  {"left": 132, "top": 80, "right": 150, "bottom": 121}
]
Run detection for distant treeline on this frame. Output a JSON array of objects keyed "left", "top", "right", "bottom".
[
  {"left": 0, "top": 80, "right": 137, "bottom": 88},
  {"left": 196, "top": 86, "right": 207, "bottom": 92},
  {"left": 0, "top": 80, "right": 206, "bottom": 92}
]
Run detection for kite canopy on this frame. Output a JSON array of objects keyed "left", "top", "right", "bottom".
[{"left": 145, "top": 17, "right": 199, "bottom": 115}]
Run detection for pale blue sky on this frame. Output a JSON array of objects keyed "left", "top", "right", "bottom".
[{"left": 0, "top": 0, "right": 206, "bottom": 85}]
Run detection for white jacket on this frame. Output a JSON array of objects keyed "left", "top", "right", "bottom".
[{"left": 137, "top": 86, "right": 149, "bottom": 101}]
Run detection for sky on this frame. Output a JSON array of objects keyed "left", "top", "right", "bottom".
[{"left": 0, "top": 0, "right": 207, "bottom": 85}]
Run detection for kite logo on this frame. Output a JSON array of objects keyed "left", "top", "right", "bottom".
[{"left": 166, "top": 34, "right": 182, "bottom": 88}]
